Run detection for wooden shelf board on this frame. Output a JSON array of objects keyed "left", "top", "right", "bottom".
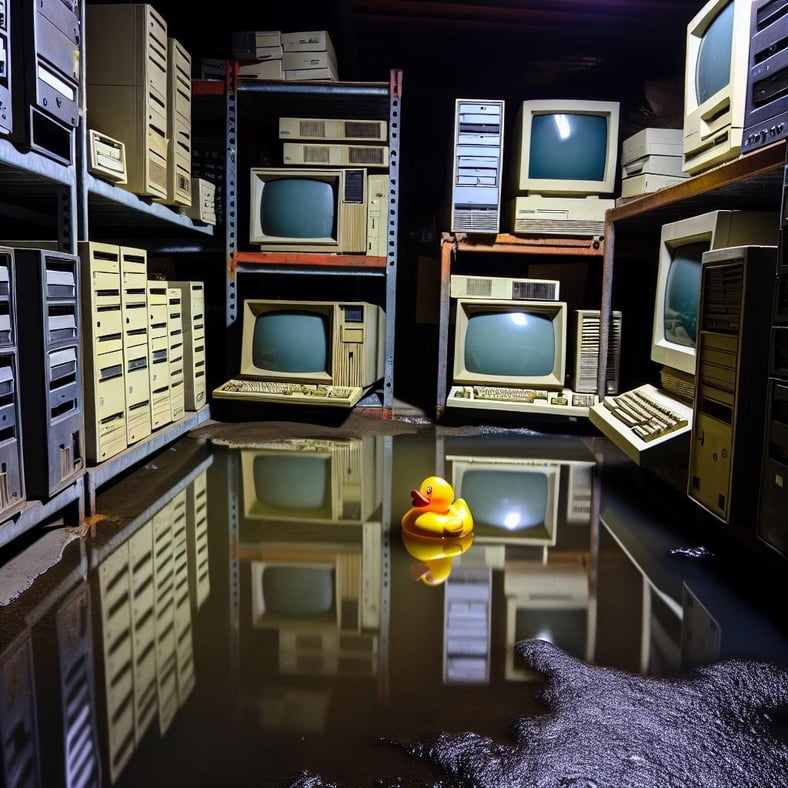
[
  {"left": 233, "top": 251, "right": 387, "bottom": 269},
  {"left": 444, "top": 232, "right": 604, "bottom": 256}
]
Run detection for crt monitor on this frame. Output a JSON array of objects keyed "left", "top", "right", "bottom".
[
  {"left": 450, "top": 457, "right": 561, "bottom": 546},
  {"left": 513, "top": 99, "right": 620, "bottom": 195},
  {"left": 650, "top": 209, "right": 778, "bottom": 381},
  {"left": 452, "top": 298, "right": 568, "bottom": 390},
  {"left": 240, "top": 437, "right": 383, "bottom": 525},
  {"left": 682, "top": 0, "right": 753, "bottom": 175},
  {"left": 238, "top": 299, "right": 385, "bottom": 392},
  {"left": 249, "top": 167, "right": 368, "bottom": 253}
]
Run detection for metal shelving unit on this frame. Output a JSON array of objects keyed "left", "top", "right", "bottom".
[{"left": 222, "top": 68, "right": 403, "bottom": 417}]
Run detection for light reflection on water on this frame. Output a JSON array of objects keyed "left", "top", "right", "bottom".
[{"left": 0, "top": 429, "right": 786, "bottom": 787}]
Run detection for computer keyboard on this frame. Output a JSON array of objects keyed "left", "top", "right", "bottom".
[
  {"left": 213, "top": 379, "right": 363, "bottom": 407},
  {"left": 588, "top": 383, "right": 693, "bottom": 465},
  {"left": 603, "top": 388, "right": 688, "bottom": 441},
  {"left": 446, "top": 385, "right": 597, "bottom": 418}
]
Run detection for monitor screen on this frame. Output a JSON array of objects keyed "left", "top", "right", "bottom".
[
  {"left": 514, "top": 99, "right": 620, "bottom": 195},
  {"left": 451, "top": 459, "right": 560, "bottom": 545},
  {"left": 682, "top": 0, "right": 752, "bottom": 174},
  {"left": 259, "top": 178, "right": 336, "bottom": 240},
  {"left": 252, "top": 310, "right": 330, "bottom": 374},
  {"left": 659, "top": 240, "right": 705, "bottom": 351},
  {"left": 249, "top": 167, "right": 368, "bottom": 253},
  {"left": 453, "top": 299, "right": 568, "bottom": 389}
]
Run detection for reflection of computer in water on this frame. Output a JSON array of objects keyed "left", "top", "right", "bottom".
[
  {"left": 241, "top": 520, "right": 382, "bottom": 677},
  {"left": 240, "top": 436, "right": 383, "bottom": 525},
  {"left": 450, "top": 456, "right": 562, "bottom": 546},
  {"left": 445, "top": 446, "right": 596, "bottom": 682},
  {"left": 589, "top": 209, "right": 778, "bottom": 465}
]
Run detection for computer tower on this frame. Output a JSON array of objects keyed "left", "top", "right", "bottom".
[
  {"left": 9, "top": 0, "right": 80, "bottom": 163},
  {"left": 0, "top": 247, "right": 24, "bottom": 520},
  {"left": 78, "top": 241, "right": 127, "bottom": 464},
  {"left": 450, "top": 99, "right": 505, "bottom": 234},
  {"left": 119, "top": 246, "right": 151, "bottom": 445},
  {"left": 85, "top": 4, "right": 168, "bottom": 199},
  {"left": 166, "top": 285, "right": 185, "bottom": 422},
  {"left": 688, "top": 245, "right": 778, "bottom": 526},
  {"left": 757, "top": 265, "right": 788, "bottom": 557},
  {"left": 0, "top": 0, "right": 12, "bottom": 136},
  {"left": 573, "top": 309, "right": 622, "bottom": 394},
  {"left": 147, "top": 280, "right": 171, "bottom": 430},
  {"left": 169, "top": 281, "right": 206, "bottom": 411},
  {"left": 157, "top": 37, "right": 192, "bottom": 208},
  {"left": 14, "top": 247, "right": 84, "bottom": 499}
]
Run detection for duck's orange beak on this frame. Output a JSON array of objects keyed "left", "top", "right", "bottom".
[{"left": 410, "top": 488, "right": 429, "bottom": 507}]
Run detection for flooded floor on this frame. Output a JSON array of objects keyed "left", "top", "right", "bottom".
[{"left": 1, "top": 423, "right": 787, "bottom": 787}]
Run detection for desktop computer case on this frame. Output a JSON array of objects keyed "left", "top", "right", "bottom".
[
  {"left": 85, "top": 4, "right": 169, "bottom": 199},
  {"left": 14, "top": 248, "right": 84, "bottom": 499},
  {"left": 10, "top": 0, "right": 80, "bottom": 163},
  {"left": 0, "top": 248, "right": 25, "bottom": 520},
  {"left": 147, "top": 280, "right": 172, "bottom": 430},
  {"left": 688, "top": 245, "right": 778, "bottom": 526},
  {"left": 159, "top": 37, "right": 192, "bottom": 207},
  {"left": 170, "top": 281, "right": 206, "bottom": 411},
  {"left": 0, "top": 0, "right": 12, "bottom": 137},
  {"left": 574, "top": 309, "right": 622, "bottom": 394},
  {"left": 120, "top": 247, "right": 151, "bottom": 445},
  {"left": 79, "top": 242, "right": 127, "bottom": 464},
  {"left": 450, "top": 99, "right": 505, "bottom": 234},
  {"left": 166, "top": 286, "right": 185, "bottom": 422}
]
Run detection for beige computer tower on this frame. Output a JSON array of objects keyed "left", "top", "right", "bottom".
[
  {"left": 85, "top": 4, "right": 169, "bottom": 199},
  {"left": 120, "top": 247, "right": 151, "bottom": 444},
  {"left": 170, "top": 281, "right": 206, "bottom": 411},
  {"left": 167, "top": 286, "right": 185, "bottom": 421},
  {"left": 78, "top": 241, "right": 127, "bottom": 463},
  {"left": 147, "top": 280, "right": 171, "bottom": 430},
  {"left": 158, "top": 37, "right": 192, "bottom": 207}
]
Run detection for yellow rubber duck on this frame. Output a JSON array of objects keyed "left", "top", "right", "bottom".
[{"left": 401, "top": 475, "right": 474, "bottom": 538}]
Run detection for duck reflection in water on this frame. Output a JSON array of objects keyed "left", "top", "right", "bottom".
[{"left": 401, "top": 475, "right": 474, "bottom": 585}]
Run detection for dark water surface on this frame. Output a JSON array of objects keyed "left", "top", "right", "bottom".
[{"left": 1, "top": 428, "right": 786, "bottom": 787}]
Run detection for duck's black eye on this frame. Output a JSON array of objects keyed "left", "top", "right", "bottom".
[{"left": 426, "top": 485, "right": 433, "bottom": 495}]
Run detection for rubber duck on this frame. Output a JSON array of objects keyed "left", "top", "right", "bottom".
[
  {"left": 401, "top": 527, "right": 474, "bottom": 586},
  {"left": 401, "top": 475, "right": 474, "bottom": 538}
]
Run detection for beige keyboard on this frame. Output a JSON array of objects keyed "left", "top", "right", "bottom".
[
  {"left": 602, "top": 387, "right": 688, "bottom": 441},
  {"left": 213, "top": 379, "right": 363, "bottom": 407},
  {"left": 447, "top": 385, "right": 596, "bottom": 418}
]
